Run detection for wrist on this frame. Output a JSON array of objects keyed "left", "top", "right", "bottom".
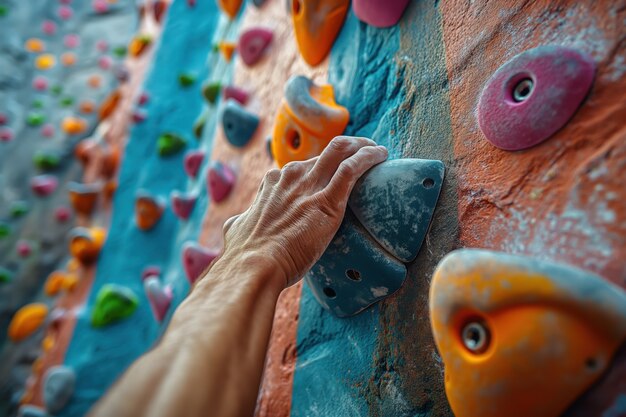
[{"left": 204, "top": 249, "right": 287, "bottom": 292}]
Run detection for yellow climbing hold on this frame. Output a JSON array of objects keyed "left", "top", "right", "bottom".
[
  {"left": 61, "top": 52, "right": 77, "bottom": 66},
  {"left": 62, "top": 275, "right": 79, "bottom": 292},
  {"left": 35, "top": 54, "right": 56, "bottom": 70},
  {"left": 8, "top": 303, "right": 49, "bottom": 342},
  {"left": 42, "top": 335, "right": 55, "bottom": 352},
  {"left": 61, "top": 116, "right": 87, "bottom": 135},
  {"left": 219, "top": 42, "right": 236, "bottom": 61},
  {"left": 45, "top": 271, "right": 67, "bottom": 296},
  {"left": 25, "top": 38, "right": 45, "bottom": 53}
]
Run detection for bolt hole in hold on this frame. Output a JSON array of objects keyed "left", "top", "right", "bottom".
[
  {"left": 422, "top": 178, "right": 435, "bottom": 189},
  {"left": 461, "top": 320, "right": 490, "bottom": 354},
  {"left": 323, "top": 287, "right": 336, "bottom": 298},
  {"left": 287, "top": 129, "right": 300, "bottom": 150},
  {"left": 512, "top": 77, "right": 534, "bottom": 103},
  {"left": 585, "top": 357, "right": 599, "bottom": 371},
  {"left": 345, "top": 269, "right": 361, "bottom": 281},
  {"left": 292, "top": 0, "right": 301, "bottom": 15}
]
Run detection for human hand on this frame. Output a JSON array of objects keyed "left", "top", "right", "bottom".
[{"left": 215, "top": 136, "right": 388, "bottom": 288}]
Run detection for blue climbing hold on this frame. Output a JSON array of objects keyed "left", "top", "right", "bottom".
[
  {"left": 221, "top": 99, "right": 259, "bottom": 148},
  {"left": 305, "top": 211, "right": 407, "bottom": 318},
  {"left": 43, "top": 366, "right": 76, "bottom": 414},
  {"left": 348, "top": 159, "right": 445, "bottom": 263}
]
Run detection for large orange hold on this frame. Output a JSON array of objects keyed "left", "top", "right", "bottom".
[
  {"left": 69, "top": 227, "right": 106, "bottom": 265},
  {"left": 429, "top": 249, "right": 626, "bottom": 417},
  {"left": 8, "top": 303, "right": 49, "bottom": 342},
  {"left": 290, "top": 0, "right": 350, "bottom": 66},
  {"left": 271, "top": 75, "right": 349, "bottom": 167},
  {"left": 217, "top": 0, "right": 242, "bottom": 19},
  {"left": 62, "top": 116, "right": 87, "bottom": 135}
]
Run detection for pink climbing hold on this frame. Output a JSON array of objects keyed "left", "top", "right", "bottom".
[
  {"left": 55, "top": 206, "right": 72, "bottom": 222},
  {"left": 137, "top": 92, "right": 149, "bottom": 105},
  {"left": 96, "top": 40, "right": 108, "bottom": 53},
  {"left": 238, "top": 27, "right": 273, "bottom": 66},
  {"left": 183, "top": 150, "right": 204, "bottom": 178},
  {"left": 182, "top": 242, "right": 219, "bottom": 285},
  {"left": 41, "top": 124, "right": 55, "bottom": 138},
  {"left": 63, "top": 34, "right": 80, "bottom": 49},
  {"left": 32, "top": 76, "right": 48, "bottom": 91},
  {"left": 207, "top": 161, "right": 235, "bottom": 203},
  {"left": 17, "top": 241, "right": 32, "bottom": 258},
  {"left": 477, "top": 45, "right": 595, "bottom": 151},
  {"left": 31, "top": 175, "right": 59, "bottom": 197},
  {"left": 42, "top": 20, "right": 57, "bottom": 35},
  {"left": 223, "top": 85, "right": 249, "bottom": 105},
  {"left": 141, "top": 266, "right": 161, "bottom": 281},
  {"left": 93, "top": 0, "right": 108, "bottom": 13},
  {"left": 0, "top": 113, "right": 7, "bottom": 125},
  {"left": 144, "top": 276, "right": 173, "bottom": 322},
  {"left": 0, "top": 128, "right": 14, "bottom": 143},
  {"left": 353, "top": 0, "right": 410, "bottom": 28},
  {"left": 98, "top": 56, "right": 112, "bottom": 70},
  {"left": 170, "top": 191, "right": 197, "bottom": 220},
  {"left": 132, "top": 109, "right": 147, "bottom": 123},
  {"left": 58, "top": 5, "right": 73, "bottom": 20}
]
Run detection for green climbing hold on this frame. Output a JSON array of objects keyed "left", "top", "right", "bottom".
[
  {"left": 113, "top": 45, "right": 127, "bottom": 58},
  {"left": 202, "top": 82, "right": 222, "bottom": 104},
  {"left": 32, "top": 99, "right": 44, "bottom": 109},
  {"left": 51, "top": 85, "right": 63, "bottom": 96},
  {"left": 27, "top": 112, "right": 46, "bottom": 127},
  {"left": 0, "top": 5, "right": 8, "bottom": 17},
  {"left": 33, "top": 152, "right": 61, "bottom": 171},
  {"left": 0, "top": 222, "right": 11, "bottom": 238},
  {"left": 157, "top": 133, "right": 187, "bottom": 156},
  {"left": 212, "top": 43, "right": 220, "bottom": 52},
  {"left": 91, "top": 284, "right": 139, "bottom": 328},
  {"left": 179, "top": 73, "right": 196, "bottom": 87},
  {"left": 193, "top": 113, "right": 207, "bottom": 139},
  {"left": 60, "top": 96, "right": 74, "bottom": 107},
  {"left": 10, "top": 201, "right": 29, "bottom": 218},
  {"left": 0, "top": 267, "right": 12, "bottom": 283}
]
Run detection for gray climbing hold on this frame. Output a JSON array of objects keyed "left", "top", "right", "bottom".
[
  {"left": 43, "top": 366, "right": 76, "bottom": 414},
  {"left": 348, "top": 159, "right": 445, "bottom": 263},
  {"left": 18, "top": 405, "right": 48, "bottom": 417},
  {"left": 221, "top": 99, "right": 259, "bottom": 148}
]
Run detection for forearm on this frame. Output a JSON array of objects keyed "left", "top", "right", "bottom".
[{"left": 90, "top": 253, "right": 285, "bottom": 417}]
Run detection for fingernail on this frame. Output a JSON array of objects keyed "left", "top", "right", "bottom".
[{"left": 377, "top": 145, "right": 387, "bottom": 152}]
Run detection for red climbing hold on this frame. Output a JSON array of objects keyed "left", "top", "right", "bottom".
[
  {"left": 17, "top": 241, "right": 32, "bottom": 258},
  {"left": 207, "top": 161, "right": 235, "bottom": 203},
  {"left": 182, "top": 242, "right": 219, "bottom": 285},
  {"left": 238, "top": 27, "right": 273, "bottom": 66},
  {"left": 0, "top": 128, "right": 14, "bottom": 142},
  {"left": 170, "top": 191, "right": 197, "bottom": 220},
  {"left": 223, "top": 85, "right": 249, "bottom": 105},
  {"left": 55, "top": 206, "right": 72, "bottom": 223},
  {"left": 31, "top": 175, "right": 59, "bottom": 197},
  {"left": 183, "top": 150, "right": 204, "bottom": 178},
  {"left": 32, "top": 76, "right": 48, "bottom": 91}
]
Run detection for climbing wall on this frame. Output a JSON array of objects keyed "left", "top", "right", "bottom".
[{"left": 1, "top": 0, "right": 625, "bottom": 416}]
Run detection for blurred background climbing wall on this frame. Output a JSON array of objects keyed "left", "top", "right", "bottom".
[{"left": 1, "top": 0, "right": 625, "bottom": 416}]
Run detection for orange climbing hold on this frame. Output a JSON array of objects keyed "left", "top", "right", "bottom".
[
  {"left": 61, "top": 116, "right": 87, "bottom": 135},
  {"left": 25, "top": 38, "right": 45, "bottom": 53},
  {"left": 88, "top": 75, "right": 102, "bottom": 88},
  {"left": 129, "top": 34, "right": 152, "bottom": 57},
  {"left": 101, "top": 146, "right": 121, "bottom": 179},
  {"left": 68, "top": 182, "right": 101, "bottom": 216},
  {"left": 45, "top": 271, "right": 68, "bottom": 296},
  {"left": 61, "top": 52, "right": 77, "bottom": 66},
  {"left": 69, "top": 227, "right": 106, "bottom": 265},
  {"left": 218, "top": 42, "right": 237, "bottom": 61},
  {"left": 79, "top": 100, "right": 96, "bottom": 114},
  {"left": 217, "top": 0, "right": 242, "bottom": 19},
  {"left": 35, "top": 54, "right": 56, "bottom": 70},
  {"left": 8, "top": 303, "right": 49, "bottom": 342},
  {"left": 42, "top": 335, "right": 55, "bottom": 352},
  {"left": 135, "top": 193, "right": 165, "bottom": 230},
  {"left": 291, "top": 0, "right": 350, "bottom": 66},
  {"left": 271, "top": 75, "right": 349, "bottom": 167},
  {"left": 99, "top": 89, "right": 122, "bottom": 121}
]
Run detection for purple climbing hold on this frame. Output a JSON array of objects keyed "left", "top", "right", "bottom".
[
  {"left": 182, "top": 241, "right": 219, "bottom": 284},
  {"left": 31, "top": 175, "right": 59, "bottom": 197},
  {"left": 353, "top": 0, "right": 410, "bottom": 28},
  {"left": 223, "top": 85, "right": 249, "bottom": 105},
  {"left": 207, "top": 161, "right": 235, "bottom": 203},
  {"left": 238, "top": 27, "right": 273, "bottom": 66},
  {"left": 170, "top": 190, "right": 197, "bottom": 220},
  {"left": 477, "top": 45, "right": 595, "bottom": 151},
  {"left": 184, "top": 150, "right": 204, "bottom": 178},
  {"left": 144, "top": 275, "right": 172, "bottom": 322}
]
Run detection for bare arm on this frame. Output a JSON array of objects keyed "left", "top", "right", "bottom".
[{"left": 89, "top": 137, "right": 388, "bottom": 417}]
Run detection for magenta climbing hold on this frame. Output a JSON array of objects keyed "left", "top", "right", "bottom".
[
  {"left": 207, "top": 161, "right": 235, "bottom": 203},
  {"left": 63, "top": 34, "right": 80, "bottom": 48},
  {"left": 42, "top": 20, "right": 57, "bottom": 35},
  {"left": 0, "top": 128, "right": 14, "bottom": 142},
  {"left": 132, "top": 109, "right": 147, "bottom": 123},
  {"left": 137, "top": 92, "right": 149, "bottom": 105},
  {"left": 0, "top": 112, "right": 7, "bottom": 125},
  {"left": 223, "top": 85, "right": 249, "bottom": 105},
  {"left": 477, "top": 45, "right": 595, "bottom": 151},
  {"left": 32, "top": 76, "right": 48, "bottom": 91},
  {"left": 353, "top": 0, "right": 410, "bottom": 27},
  {"left": 55, "top": 206, "right": 72, "bottom": 222},
  {"left": 92, "top": 0, "right": 108, "bottom": 13},
  {"left": 17, "top": 241, "right": 32, "bottom": 258},
  {"left": 183, "top": 150, "right": 204, "bottom": 178},
  {"left": 170, "top": 191, "right": 197, "bottom": 220},
  {"left": 182, "top": 241, "right": 219, "bottom": 284},
  {"left": 58, "top": 5, "right": 73, "bottom": 19},
  {"left": 98, "top": 56, "right": 112, "bottom": 70},
  {"left": 144, "top": 275, "right": 173, "bottom": 322},
  {"left": 141, "top": 266, "right": 161, "bottom": 281},
  {"left": 41, "top": 124, "right": 55, "bottom": 138},
  {"left": 30, "top": 175, "right": 59, "bottom": 197},
  {"left": 238, "top": 27, "right": 273, "bottom": 66},
  {"left": 96, "top": 40, "right": 108, "bottom": 52}
]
